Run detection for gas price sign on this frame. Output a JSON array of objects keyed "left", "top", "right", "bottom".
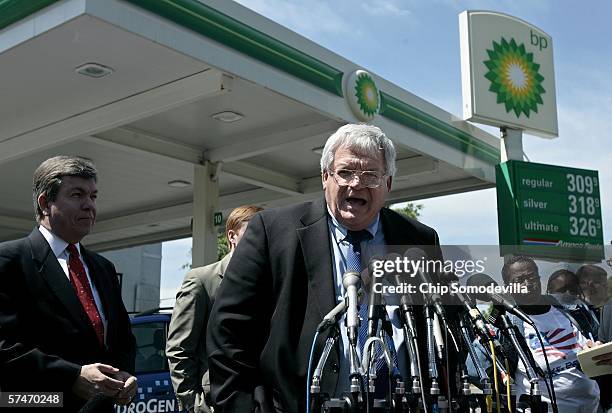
[{"left": 497, "top": 160, "right": 604, "bottom": 261}]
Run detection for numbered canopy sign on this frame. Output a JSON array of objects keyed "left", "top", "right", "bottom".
[
  {"left": 213, "top": 212, "right": 223, "bottom": 227},
  {"left": 496, "top": 160, "right": 604, "bottom": 261}
]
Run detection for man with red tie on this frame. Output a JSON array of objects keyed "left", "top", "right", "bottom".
[{"left": 0, "top": 156, "right": 136, "bottom": 412}]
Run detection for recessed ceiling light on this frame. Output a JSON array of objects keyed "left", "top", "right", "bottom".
[
  {"left": 75, "top": 63, "right": 114, "bottom": 78},
  {"left": 211, "top": 111, "right": 244, "bottom": 123},
  {"left": 168, "top": 180, "right": 191, "bottom": 188}
]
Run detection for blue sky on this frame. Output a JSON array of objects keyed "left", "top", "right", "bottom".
[{"left": 160, "top": 0, "right": 612, "bottom": 303}]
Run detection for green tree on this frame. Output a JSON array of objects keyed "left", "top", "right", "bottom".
[{"left": 392, "top": 202, "right": 423, "bottom": 220}]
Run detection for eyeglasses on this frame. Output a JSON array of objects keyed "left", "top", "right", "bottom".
[
  {"left": 513, "top": 274, "right": 540, "bottom": 285},
  {"left": 329, "top": 169, "right": 386, "bottom": 188}
]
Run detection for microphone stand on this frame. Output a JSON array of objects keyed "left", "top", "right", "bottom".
[
  {"left": 497, "top": 313, "right": 546, "bottom": 413},
  {"left": 366, "top": 288, "right": 386, "bottom": 412},
  {"left": 458, "top": 300, "right": 514, "bottom": 412},
  {"left": 397, "top": 302, "right": 425, "bottom": 413},
  {"left": 458, "top": 315, "right": 491, "bottom": 413},
  {"left": 424, "top": 303, "right": 442, "bottom": 412},
  {"left": 347, "top": 333, "right": 362, "bottom": 413},
  {"left": 380, "top": 313, "right": 404, "bottom": 412},
  {"left": 310, "top": 326, "right": 339, "bottom": 413}
]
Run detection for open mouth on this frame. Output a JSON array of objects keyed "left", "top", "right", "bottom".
[{"left": 345, "top": 197, "right": 367, "bottom": 207}]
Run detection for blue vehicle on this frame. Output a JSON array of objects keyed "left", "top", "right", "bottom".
[{"left": 115, "top": 308, "right": 184, "bottom": 413}]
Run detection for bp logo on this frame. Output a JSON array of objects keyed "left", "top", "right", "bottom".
[
  {"left": 483, "top": 37, "right": 545, "bottom": 118},
  {"left": 345, "top": 70, "right": 380, "bottom": 121}
]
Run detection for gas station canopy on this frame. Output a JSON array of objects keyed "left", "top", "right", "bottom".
[{"left": 0, "top": 0, "right": 499, "bottom": 259}]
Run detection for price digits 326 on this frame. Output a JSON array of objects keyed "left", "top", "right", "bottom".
[{"left": 567, "top": 173, "right": 600, "bottom": 237}]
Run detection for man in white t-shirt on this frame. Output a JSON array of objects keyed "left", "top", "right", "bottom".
[{"left": 501, "top": 256, "right": 600, "bottom": 413}]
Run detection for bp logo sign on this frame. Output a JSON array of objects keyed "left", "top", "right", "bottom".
[
  {"left": 345, "top": 70, "right": 380, "bottom": 121},
  {"left": 459, "top": 11, "right": 558, "bottom": 137},
  {"left": 483, "top": 37, "right": 545, "bottom": 118}
]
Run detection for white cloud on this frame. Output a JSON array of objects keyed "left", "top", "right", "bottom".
[{"left": 360, "top": 0, "right": 413, "bottom": 17}]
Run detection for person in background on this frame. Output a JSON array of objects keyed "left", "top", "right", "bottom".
[
  {"left": 597, "top": 300, "right": 612, "bottom": 413},
  {"left": 166, "top": 205, "right": 262, "bottom": 413},
  {"left": 547, "top": 266, "right": 612, "bottom": 411},
  {"left": 0, "top": 156, "right": 136, "bottom": 412},
  {"left": 547, "top": 268, "right": 599, "bottom": 341},
  {"left": 600, "top": 300, "right": 612, "bottom": 343},
  {"left": 577, "top": 264, "right": 610, "bottom": 321},
  {"left": 547, "top": 269, "right": 582, "bottom": 296},
  {"left": 503, "top": 257, "right": 599, "bottom": 413},
  {"left": 589, "top": 266, "right": 612, "bottom": 412}
]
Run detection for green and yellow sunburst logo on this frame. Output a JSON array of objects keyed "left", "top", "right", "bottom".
[
  {"left": 345, "top": 70, "right": 380, "bottom": 121},
  {"left": 354, "top": 72, "right": 380, "bottom": 117},
  {"left": 484, "top": 37, "right": 545, "bottom": 118}
]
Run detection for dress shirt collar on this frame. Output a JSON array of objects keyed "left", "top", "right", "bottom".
[
  {"left": 38, "top": 225, "right": 82, "bottom": 258},
  {"left": 325, "top": 205, "right": 379, "bottom": 243}
]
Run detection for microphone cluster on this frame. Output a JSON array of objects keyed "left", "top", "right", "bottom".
[{"left": 308, "top": 248, "right": 555, "bottom": 413}]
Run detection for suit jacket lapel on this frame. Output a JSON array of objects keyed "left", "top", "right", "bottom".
[
  {"left": 380, "top": 208, "right": 419, "bottom": 245},
  {"left": 28, "top": 229, "right": 96, "bottom": 338},
  {"left": 296, "top": 199, "right": 335, "bottom": 321}
]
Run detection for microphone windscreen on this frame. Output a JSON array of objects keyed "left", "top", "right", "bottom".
[
  {"left": 403, "top": 247, "right": 428, "bottom": 262},
  {"left": 465, "top": 273, "right": 498, "bottom": 301},
  {"left": 342, "top": 271, "right": 361, "bottom": 290},
  {"left": 364, "top": 255, "right": 386, "bottom": 292}
]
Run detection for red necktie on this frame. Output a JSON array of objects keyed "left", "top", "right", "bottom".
[{"left": 67, "top": 244, "right": 105, "bottom": 347}]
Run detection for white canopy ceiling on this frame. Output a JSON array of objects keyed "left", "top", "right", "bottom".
[{"left": 0, "top": 0, "right": 499, "bottom": 252}]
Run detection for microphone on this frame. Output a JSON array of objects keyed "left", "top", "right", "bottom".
[
  {"left": 367, "top": 256, "right": 388, "bottom": 338},
  {"left": 432, "top": 312, "right": 445, "bottom": 361},
  {"left": 343, "top": 271, "right": 362, "bottom": 345},
  {"left": 450, "top": 281, "right": 495, "bottom": 341},
  {"left": 466, "top": 273, "right": 534, "bottom": 326},
  {"left": 317, "top": 289, "right": 365, "bottom": 333},
  {"left": 404, "top": 248, "right": 446, "bottom": 321}
]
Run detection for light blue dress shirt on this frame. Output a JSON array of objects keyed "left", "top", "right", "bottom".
[{"left": 326, "top": 209, "right": 408, "bottom": 395}]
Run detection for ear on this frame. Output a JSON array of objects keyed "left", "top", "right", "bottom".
[
  {"left": 37, "top": 193, "right": 50, "bottom": 216},
  {"left": 322, "top": 170, "right": 329, "bottom": 190},
  {"left": 385, "top": 176, "right": 392, "bottom": 192},
  {"left": 227, "top": 229, "right": 237, "bottom": 249}
]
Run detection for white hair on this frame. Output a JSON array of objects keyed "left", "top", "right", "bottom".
[{"left": 320, "top": 124, "right": 396, "bottom": 177}]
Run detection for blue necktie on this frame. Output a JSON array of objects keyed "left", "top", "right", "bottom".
[
  {"left": 345, "top": 230, "right": 397, "bottom": 398},
  {"left": 345, "top": 230, "right": 370, "bottom": 273},
  {"left": 344, "top": 230, "right": 371, "bottom": 351}
]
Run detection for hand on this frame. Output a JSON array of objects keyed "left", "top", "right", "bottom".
[
  {"left": 72, "top": 363, "right": 126, "bottom": 400},
  {"left": 585, "top": 340, "right": 602, "bottom": 348},
  {"left": 585, "top": 340, "right": 612, "bottom": 366},
  {"left": 111, "top": 370, "right": 138, "bottom": 405}
]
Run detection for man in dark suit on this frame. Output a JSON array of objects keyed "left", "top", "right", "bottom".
[
  {"left": 0, "top": 156, "right": 136, "bottom": 412},
  {"left": 207, "top": 124, "right": 443, "bottom": 412}
]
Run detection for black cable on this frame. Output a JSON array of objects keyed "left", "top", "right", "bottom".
[
  {"left": 534, "top": 327, "right": 558, "bottom": 413},
  {"left": 305, "top": 330, "right": 320, "bottom": 413},
  {"left": 444, "top": 326, "right": 451, "bottom": 409}
]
